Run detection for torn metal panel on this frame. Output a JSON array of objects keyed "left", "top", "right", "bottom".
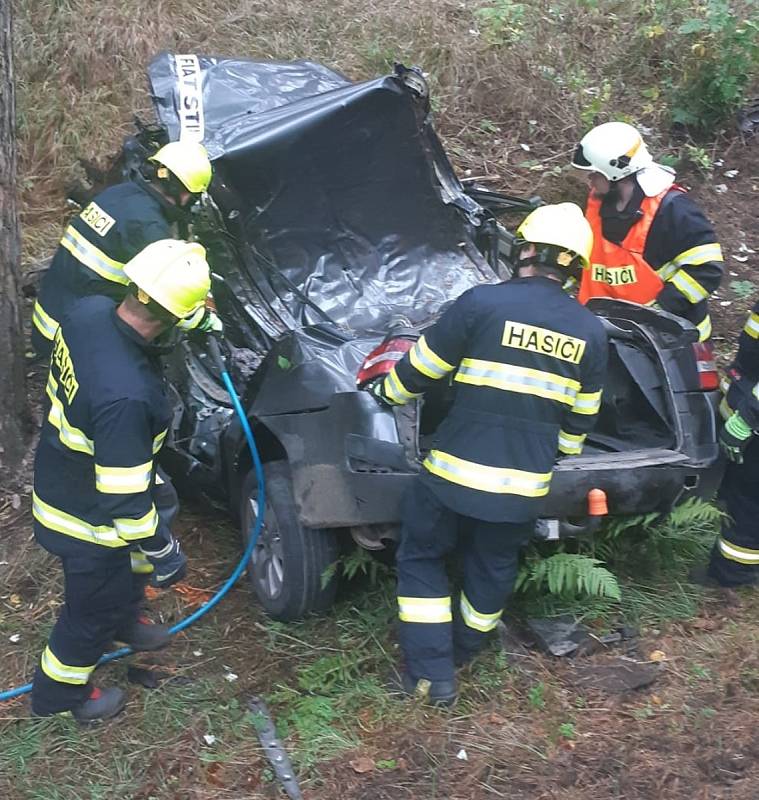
[{"left": 148, "top": 55, "right": 496, "bottom": 335}]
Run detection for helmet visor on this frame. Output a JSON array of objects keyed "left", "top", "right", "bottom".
[{"left": 571, "top": 143, "right": 593, "bottom": 170}]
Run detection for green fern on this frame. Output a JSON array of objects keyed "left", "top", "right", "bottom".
[{"left": 517, "top": 552, "right": 621, "bottom": 601}]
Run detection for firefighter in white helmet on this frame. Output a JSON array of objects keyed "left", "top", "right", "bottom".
[
  {"left": 572, "top": 121, "right": 723, "bottom": 341},
  {"left": 31, "top": 240, "right": 211, "bottom": 723},
  {"left": 31, "top": 141, "right": 218, "bottom": 359}
]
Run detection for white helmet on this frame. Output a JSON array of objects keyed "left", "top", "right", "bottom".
[{"left": 572, "top": 122, "right": 654, "bottom": 182}]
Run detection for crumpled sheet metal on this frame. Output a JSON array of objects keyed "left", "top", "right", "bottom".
[
  {"left": 147, "top": 54, "right": 495, "bottom": 336},
  {"left": 148, "top": 52, "right": 350, "bottom": 154},
  {"left": 248, "top": 695, "right": 302, "bottom": 800}
]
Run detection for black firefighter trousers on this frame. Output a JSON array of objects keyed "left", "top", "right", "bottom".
[
  {"left": 31, "top": 470, "right": 179, "bottom": 715},
  {"left": 396, "top": 478, "right": 533, "bottom": 683},
  {"left": 708, "top": 436, "right": 759, "bottom": 586}
]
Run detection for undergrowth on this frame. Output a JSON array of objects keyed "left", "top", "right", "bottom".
[
  {"left": 516, "top": 498, "right": 724, "bottom": 625},
  {"left": 14, "top": 0, "right": 759, "bottom": 265}
]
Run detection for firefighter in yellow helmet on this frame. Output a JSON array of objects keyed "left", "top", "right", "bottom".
[
  {"left": 31, "top": 240, "right": 211, "bottom": 722},
  {"left": 370, "top": 203, "right": 608, "bottom": 706},
  {"left": 31, "top": 141, "right": 217, "bottom": 359}
]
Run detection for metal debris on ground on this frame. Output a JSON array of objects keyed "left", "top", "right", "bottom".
[
  {"left": 567, "top": 657, "right": 662, "bottom": 694},
  {"left": 248, "top": 695, "right": 303, "bottom": 800},
  {"left": 499, "top": 615, "right": 639, "bottom": 658}
]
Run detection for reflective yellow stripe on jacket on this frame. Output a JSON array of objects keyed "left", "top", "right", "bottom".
[
  {"left": 409, "top": 336, "right": 455, "bottom": 379},
  {"left": 153, "top": 429, "right": 168, "bottom": 454},
  {"left": 744, "top": 313, "right": 759, "bottom": 340},
  {"left": 455, "top": 359, "right": 580, "bottom": 405},
  {"left": 384, "top": 367, "right": 422, "bottom": 404},
  {"left": 558, "top": 430, "right": 586, "bottom": 455},
  {"left": 114, "top": 506, "right": 159, "bottom": 540},
  {"left": 46, "top": 374, "right": 95, "bottom": 455},
  {"left": 33, "top": 492, "right": 158, "bottom": 546},
  {"left": 657, "top": 243, "right": 724, "bottom": 282},
  {"left": 60, "top": 225, "right": 128, "bottom": 285},
  {"left": 696, "top": 314, "right": 712, "bottom": 342},
  {"left": 95, "top": 461, "right": 153, "bottom": 494},
  {"left": 424, "top": 450, "right": 551, "bottom": 497},
  {"left": 669, "top": 270, "right": 709, "bottom": 304},
  {"left": 571, "top": 390, "right": 602, "bottom": 416},
  {"left": 32, "top": 300, "right": 59, "bottom": 341},
  {"left": 32, "top": 491, "right": 125, "bottom": 547}
]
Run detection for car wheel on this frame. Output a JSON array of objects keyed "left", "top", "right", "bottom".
[{"left": 239, "top": 460, "right": 340, "bottom": 621}]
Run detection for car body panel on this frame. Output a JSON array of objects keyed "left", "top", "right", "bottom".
[{"left": 140, "top": 54, "right": 721, "bottom": 538}]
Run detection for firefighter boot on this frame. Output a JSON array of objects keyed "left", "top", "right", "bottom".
[
  {"left": 71, "top": 686, "right": 127, "bottom": 724},
  {"left": 115, "top": 615, "right": 172, "bottom": 651},
  {"left": 392, "top": 670, "right": 458, "bottom": 708}
]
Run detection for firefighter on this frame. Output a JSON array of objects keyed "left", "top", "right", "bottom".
[
  {"left": 692, "top": 299, "right": 759, "bottom": 587},
  {"left": 371, "top": 203, "right": 608, "bottom": 705},
  {"left": 31, "top": 140, "right": 216, "bottom": 359},
  {"left": 31, "top": 239, "right": 212, "bottom": 722},
  {"left": 571, "top": 121, "right": 723, "bottom": 341}
]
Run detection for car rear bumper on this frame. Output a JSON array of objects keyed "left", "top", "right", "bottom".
[{"left": 261, "top": 393, "right": 723, "bottom": 533}]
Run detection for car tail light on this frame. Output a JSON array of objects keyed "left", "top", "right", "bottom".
[
  {"left": 692, "top": 341, "right": 719, "bottom": 390},
  {"left": 356, "top": 337, "right": 415, "bottom": 388}
]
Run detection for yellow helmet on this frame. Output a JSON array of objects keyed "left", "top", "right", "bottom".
[
  {"left": 123, "top": 239, "right": 211, "bottom": 319},
  {"left": 148, "top": 141, "right": 213, "bottom": 194},
  {"left": 516, "top": 202, "right": 593, "bottom": 270}
]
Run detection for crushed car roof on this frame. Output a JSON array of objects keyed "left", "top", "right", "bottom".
[{"left": 148, "top": 53, "right": 495, "bottom": 334}]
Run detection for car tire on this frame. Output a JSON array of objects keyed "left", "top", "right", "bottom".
[{"left": 240, "top": 460, "right": 340, "bottom": 621}]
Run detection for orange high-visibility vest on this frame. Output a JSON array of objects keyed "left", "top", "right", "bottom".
[{"left": 578, "top": 188, "right": 677, "bottom": 306}]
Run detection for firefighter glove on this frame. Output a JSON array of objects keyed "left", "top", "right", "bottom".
[
  {"left": 366, "top": 378, "right": 395, "bottom": 409},
  {"left": 141, "top": 534, "right": 187, "bottom": 588},
  {"left": 720, "top": 412, "right": 753, "bottom": 464},
  {"left": 176, "top": 306, "right": 222, "bottom": 334}
]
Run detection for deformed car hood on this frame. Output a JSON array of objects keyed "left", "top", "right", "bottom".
[{"left": 147, "top": 53, "right": 495, "bottom": 335}]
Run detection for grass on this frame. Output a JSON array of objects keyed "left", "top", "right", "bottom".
[{"left": 13, "top": 0, "right": 759, "bottom": 265}]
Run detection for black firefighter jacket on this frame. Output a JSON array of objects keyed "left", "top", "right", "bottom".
[
  {"left": 721, "top": 298, "right": 759, "bottom": 430},
  {"left": 32, "top": 181, "right": 176, "bottom": 355},
  {"left": 33, "top": 296, "right": 172, "bottom": 550},
  {"left": 381, "top": 277, "right": 609, "bottom": 523}
]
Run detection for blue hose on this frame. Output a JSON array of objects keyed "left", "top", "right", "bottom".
[{"left": 0, "top": 361, "right": 265, "bottom": 703}]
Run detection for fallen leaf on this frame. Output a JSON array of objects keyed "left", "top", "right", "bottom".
[
  {"left": 650, "top": 694, "right": 663, "bottom": 705},
  {"left": 144, "top": 586, "right": 161, "bottom": 601},
  {"left": 487, "top": 712, "right": 506, "bottom": 725},
  {"left": 9, "top": 594, "right": 22, "bottom": 608},
  {"left": 206, "top": 762, "right": 225, "bottom": 788},
  {"left": 172, "top": 583, "right": 214, "bottom": 608},
  {"left": 350, "top": 756, "right": 375, "bottom": 774},
  {"left": 648, "top": 650, "right": 667, "bottom": 662}
]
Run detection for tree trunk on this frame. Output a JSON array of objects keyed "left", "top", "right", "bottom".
[{"left": 0, "top": 0, "right": 28, "bottom": 474}]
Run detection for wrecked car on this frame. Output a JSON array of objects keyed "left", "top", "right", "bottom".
[{"left": 131, "top": 53, "right": 722, "bottom": 620}]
